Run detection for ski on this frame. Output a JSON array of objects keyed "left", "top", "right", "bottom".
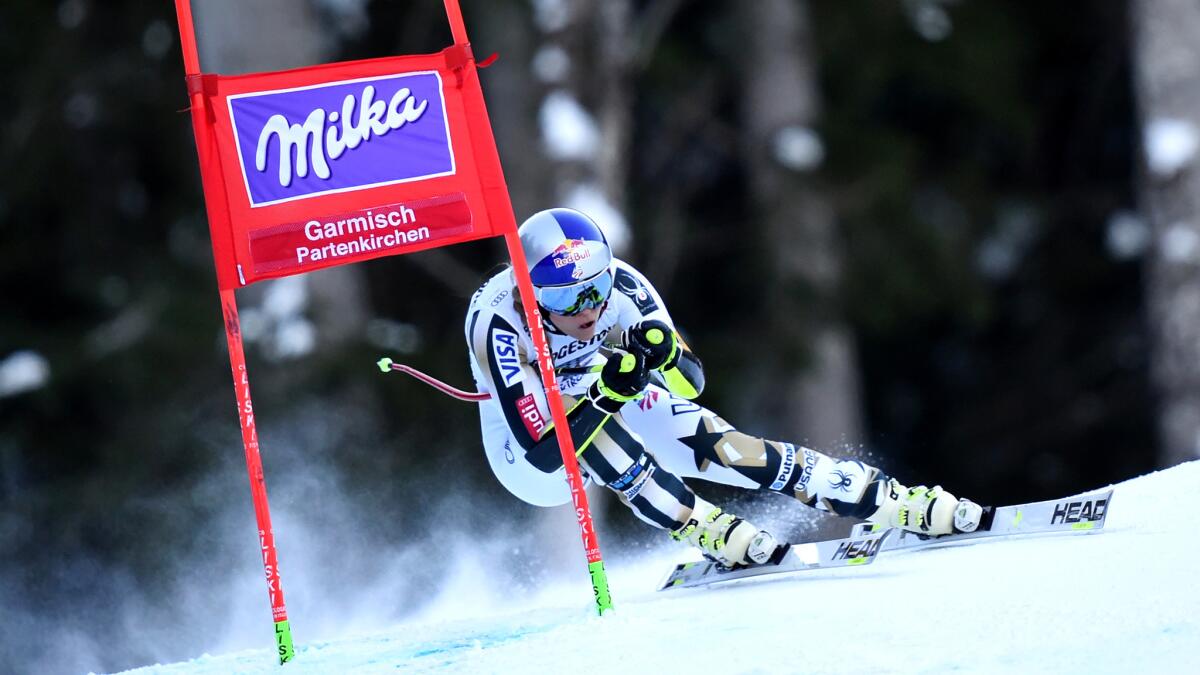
[
  {"left": 849, "top": 488, "right": 1114, "bottom": 551},
  {"left": 657, "top": 530, "right": 890, "bottom": 591},
  {"left": 656, "top": 488, "right": 1112, "bottom": 591}
]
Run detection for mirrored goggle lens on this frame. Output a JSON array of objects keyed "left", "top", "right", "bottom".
[{"left": 536, "top": 270, "right": 613, "bottom": 316}]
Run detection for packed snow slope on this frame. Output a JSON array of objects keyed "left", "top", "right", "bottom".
[{"left": 116, "top": 462, "right": 1199, "bottom": 675}]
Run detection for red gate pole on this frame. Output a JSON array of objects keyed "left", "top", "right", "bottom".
[
  {"left": 174, "top": 0, "right": 296, "bottom": 663},
  {"left": 442, "top": 0, "right": 614, "bottom": 614},
  {"left": 503, "top": 233, "right": 614, "bottom": 614},
  {"left": 218, "top": 290, "right": 295, "bottom": 663}
]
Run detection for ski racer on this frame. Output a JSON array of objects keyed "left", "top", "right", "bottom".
[{"left": 465, "top": 208, "right": 983, "bottom": 568}]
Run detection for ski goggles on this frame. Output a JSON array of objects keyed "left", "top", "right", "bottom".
[{"left": 534, "top": 268, "right": 614, "bottom": 316}]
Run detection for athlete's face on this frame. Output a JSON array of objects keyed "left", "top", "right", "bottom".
[{"left": 548, "top": 304, "right": 604, "bottom": 341}]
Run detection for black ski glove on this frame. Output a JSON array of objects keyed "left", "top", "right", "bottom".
[
  {"left": 587, "top": 349, "right": 650, "bottom": 414},
  {"left": 621, "top": 319, "right": 679, "bottom": 371}
]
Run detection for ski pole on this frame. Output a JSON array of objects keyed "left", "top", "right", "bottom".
[
  {"left": 377, "top": 358, "right": 490, "bottom": 401},
  {"left": 375, "top": 357, "right": 601, "bottom": 402}
]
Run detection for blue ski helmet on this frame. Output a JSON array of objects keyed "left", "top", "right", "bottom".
[{"left": 518, "top": 208, "right": 614, "bottom": 315}]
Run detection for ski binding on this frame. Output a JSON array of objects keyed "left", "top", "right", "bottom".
[
  {"left": 849, "top": 488, "right": 1114, "bottom": 551},
  {"left": 657, "top": 529, "right": 890, "bottom": 591}
]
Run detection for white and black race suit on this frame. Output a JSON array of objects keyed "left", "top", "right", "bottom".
[{"left": 464, "top": 259, "right": 891, "bottom": 533}]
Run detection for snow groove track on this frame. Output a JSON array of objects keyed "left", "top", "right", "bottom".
[{"left": 117, "top": 462, "right": 1200, "bottom": 675}]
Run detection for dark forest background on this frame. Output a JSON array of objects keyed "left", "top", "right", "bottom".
[{"left": 3, "top": 1, "right": 1198, "bottom": 673}]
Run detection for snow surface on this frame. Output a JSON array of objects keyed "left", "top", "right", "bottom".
[
  {"left": 1161, "top": 222, "right": 1200, "bottom": 264},
  {"left": 1105, "top": 210, "right": 1151, "bottom": 260},
  {"left": 773, "top": 125, "right": 825, "bottom": 171},
  {"left": 539, "top": 90, "right": 600, "bottom": 161},
  {"left": 0, "top": 350, "right": 50, "bottom": 397},
  {"left": 1144, "top": 117, "right": 1199, "bottom": 177},
  {"left": 113, "top": 462, "right": 1200, "bottom": 675},
  {"left": 532, "top": 45, "right": 569, "bottom": 84}
]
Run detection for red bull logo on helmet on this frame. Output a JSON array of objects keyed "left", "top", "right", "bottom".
[{"left": 551, "top": 238, "right": 592, "bottom": 271}]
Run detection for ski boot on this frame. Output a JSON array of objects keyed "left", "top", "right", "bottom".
[
  {"left": 671, "top": 498, "right": 781, "bottom": 569},
  {"left": 870, "top": 479, "right": 984, "bottom": 537}
]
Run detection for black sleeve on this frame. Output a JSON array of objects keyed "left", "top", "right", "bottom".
[
  {"left": 473, "top": 313, "right": 614, "bottom": 472},
  {"left": 523, "top": 398, "right": 613, "bottom": 472}
]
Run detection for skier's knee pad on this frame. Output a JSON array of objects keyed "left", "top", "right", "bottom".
[
  {"left": 813, "top": 459, "right": 886, "bottom": 520},
  {"left": 606, "top": 453, "right": 655, "bottom": 501}
]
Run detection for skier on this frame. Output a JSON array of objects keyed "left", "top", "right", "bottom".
[{"left": 465, "top": 208, "right": 983, "bottom": 568}]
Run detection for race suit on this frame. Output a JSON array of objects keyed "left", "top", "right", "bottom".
[{"left": 464, "top": 259, "right": 890, "bottom": 533}]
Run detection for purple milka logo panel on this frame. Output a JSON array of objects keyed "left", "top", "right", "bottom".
[{"left": 228, "top": 71, "right": 454, "bottom": 207}]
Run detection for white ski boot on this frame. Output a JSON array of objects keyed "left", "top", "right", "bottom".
[
  {"left": 870, "top": 479, "right": 983, "bottom": 536},
  {"left": 671, "top": 498, "right": 780, "bottom": 568}
]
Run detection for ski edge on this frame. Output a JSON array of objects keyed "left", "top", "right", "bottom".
[{"left": 656, "top": 529, "right": 890, "bottom": 592}]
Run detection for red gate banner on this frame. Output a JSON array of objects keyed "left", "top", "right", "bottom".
[{"left": 188, "top": 45, "right": 505, "bottom": 289}]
